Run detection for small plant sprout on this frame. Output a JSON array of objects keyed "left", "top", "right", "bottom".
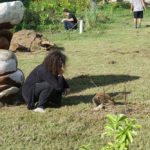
[
  {"left": 79, "top": 144, "right": 92, "bottom": 150},
  {"left": 79, "top": 114, "right": 141, "bottom": 150},
  {"left": 100, "top": 114, "right": 142, "bottom": 150}
]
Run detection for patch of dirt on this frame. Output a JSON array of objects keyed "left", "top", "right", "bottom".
[
  {"left": 108, "top": 60, "right": 117, "bottom": 64},
  {"left": 126, "top": 22, "right": 130, "bottom": 26},
  {"left": 109, "top": 50, "right": 142, "bottom": 55},
  {"left": 81, "top": 102, "right": 150, "bottom": 118}
]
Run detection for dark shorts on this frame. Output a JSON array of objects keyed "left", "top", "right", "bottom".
[{"left": 134, "top": 11, "right": 143, "bottom": 19}]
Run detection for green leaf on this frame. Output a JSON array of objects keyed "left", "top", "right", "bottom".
[
  {"left": 127, "top": 131, "right": 133, "bottom": 143},
  {"left": 118, "top": 114, "right": 127, "bottom": 122},
  {"left": 120, "top": 143, "right": 126, "bottom": 150},
  {"left": 79, "top": 144, "right": 92, "bottom": 150},
  {"left": 120, "top": 134, "right": 126, "bottom": 143},
  {"left": 107, "top": 114, "right": 116, "bottom": 123}
]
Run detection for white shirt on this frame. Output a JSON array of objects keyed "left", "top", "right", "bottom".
[{"left": 130, "top": 0, "right": 143, "bottom": 12}]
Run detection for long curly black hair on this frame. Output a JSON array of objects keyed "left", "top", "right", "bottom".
[{"left": 43, "top": 50, "right": 67, "bottom": 76}]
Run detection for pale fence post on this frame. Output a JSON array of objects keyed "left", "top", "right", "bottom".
[{"left": 79, "top": 20, "right": 83, "bottom": 34}]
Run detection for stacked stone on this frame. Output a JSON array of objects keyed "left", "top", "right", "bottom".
[
  {"left": 0, "top": 1, "right": 24, "bottom": 50},
  {"left": 0, "top": 1, "right": 24, "bottom": 102},
  {"left": 0, "top": 50, "right": 24, "bottom": 99}
]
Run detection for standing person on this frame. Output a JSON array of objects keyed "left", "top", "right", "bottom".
[
  {"left": 130, "top": 0, "right": 146, "bottom": 28},
  {"left": 22, "top": 50, "right": 70, "bottom": 113},
  {"left": 62, "top": 9, "right": 78, "bottom": 31}
]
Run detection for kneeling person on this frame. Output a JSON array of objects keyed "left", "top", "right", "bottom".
[
  {"left": 22, "top": 50, "right": 70, "bottom": 113},
  {"left": 62, "top": 9, "right": 78, "bottom": 30}
]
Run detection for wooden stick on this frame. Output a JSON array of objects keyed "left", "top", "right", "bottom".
[
  {"left": 102, "top": 87, "right": 105, "bottom": 109},
  {"left": 124, "top": 85, "right": 127, "bottom": 113},
  {"left": 90, "top": 78, "right": 98, "bottom": 87}
]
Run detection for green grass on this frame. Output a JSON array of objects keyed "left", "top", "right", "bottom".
[{"left": 1, "top": 6, "right": 150, "bottom": 150}]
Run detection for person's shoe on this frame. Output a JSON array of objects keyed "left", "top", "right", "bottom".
[
  {"left": 61, "top": 30, "right": 68, "bottom": 33},
  {"left": 34, "top": 107, "right": 45, "bottom": 113},
  {"left": 134, "top": 25, "right": 137, "bottom": 29},
  {"left": 138, "top": 23, "right": 141, "bottom": 28}
]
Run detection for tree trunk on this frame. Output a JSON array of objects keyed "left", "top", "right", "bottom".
[{"left": 103, "top": 0, "right": 106, "bottom": 5}]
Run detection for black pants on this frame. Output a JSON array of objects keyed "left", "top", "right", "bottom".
[
  {"left": 134, "top": 11, "right": 143, "bottom": 19},
  {"left": 64, "top": 21, "right": 77, "bottom": 30},
  {"left": 34, "top": 82, "right": 62, "bottom": 108}
]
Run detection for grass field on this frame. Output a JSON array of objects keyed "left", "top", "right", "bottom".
[{"left": 1, "top": 7, "right": 150, "bottom": 150}]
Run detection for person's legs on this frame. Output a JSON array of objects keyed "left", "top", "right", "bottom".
[
  {"left": 134, "top": 12, "right": 138, "bottom": 28},
  {"left": 138, "top": 18, "right": 142, "bottom": 27},
  {"left": 34, "top": 82, "right": 55, "bottom": 109},
  {"left": 34, "top": 82, "right": 62, "bottom": 112},
  {"left": 134, "top": 18, "right": 137, "bottom": 28},
  {"left": 138, "top": 11, "right": 143, "bottom": 28},
  {"left": 64, "top": 21, "right": 74, "bottom": 30},
  {"left": 64, "top": 21, "right": 69, "bottom": 30}
]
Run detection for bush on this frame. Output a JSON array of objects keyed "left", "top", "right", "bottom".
[
  {"left": 84, "top": 9, "right": 109, "bottom": 29},
  {"left": 13, "top": 0, "right": 90, "bottom": 31},
  {"left": 79, "top": 114, "right": 142, "bottom": 150}
]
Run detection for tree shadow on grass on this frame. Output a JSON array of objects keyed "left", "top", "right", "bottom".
[
  {"left": 67, "top": 74, "right": 140, "bottom": 93},
  {"left": 62, "top": 91, "right": 131, "bottom": 106}
]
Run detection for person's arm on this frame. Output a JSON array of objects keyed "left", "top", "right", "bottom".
[
  {"left": 38, "top": 65, "right": 70, "bottom": 93},
  {"left": 130, "top": 3, "right": 133, "bottom": 13},
  {"left": 37, "top": 66, "right": 62, "bottom": 91},
  {"left": 63, "top": 18, "right": 74, "bottom": 22},
  {"left": 142, "top": 0, "right": 146, "bottom": 11},
  {"left": 63, "top": 14, "right": 74, "bottom": 22},
  {"left": 57, "top": 75, "right": 70, "bottom": 95}
]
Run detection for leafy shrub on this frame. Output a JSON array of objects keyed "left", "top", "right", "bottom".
[
  {"left": 13, "top": 0, "right": 90, "bottom": 31},
  {"left": 79, "top": 114, "right": 141, "bottom": 150},
  {"left": 84, "top": 9, "right": 109, "bottom": 29},
  {"left": 109, "top": 2, "right": 130, "bottom": 14},
  {"left": 100, "top": 114, "right": 141, "bottom": 150}
]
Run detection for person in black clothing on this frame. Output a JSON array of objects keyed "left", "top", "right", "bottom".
[
  {"left": 22, "top": 50, "right": 70, "bottom": 113},
  {"left": 62, "top": 9, "right": 78, "bottom": 30}
]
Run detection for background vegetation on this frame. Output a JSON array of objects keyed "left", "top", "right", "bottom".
[{"left": 1, "top": 0, "right": 129, "bottom": 32}]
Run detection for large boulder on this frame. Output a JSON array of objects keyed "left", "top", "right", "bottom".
[
  {"left": 0, "top": 50, "right": 24, "bottom": 101},
  {"left": 0, "top": 69, "right": 24, "bottom": 87},
  {"left": 0, "top": 1, "right": 24, "bottom": 29},
  {"left": 0, "top": 87, "right": 20, "bottom": 99},
  {"left": 0, "top": 30, "right": 13, "bottom": 49},
  {"left": 0, "top": 1, "right": 25, "bottom": 105},
  {"left": 0, "top": 50, "right": 17, "bottom": 75},
  {"left": 9, "top": 30, "right": 55, "bottom": 52}
]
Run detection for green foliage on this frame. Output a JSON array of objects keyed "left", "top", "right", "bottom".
[
  {"left": 13, "top": 0, "right": 90, "bottom": 31},
  {"left": 83, "top": 9, "right": 109, "bottom": 29},
  {"left": 79, "top": 144, "right": 92, "bottom": 150},
  {"left": 80, "top": 114, "right": 141, "bottom": 150},
  {"left": 101, "top": 114, "right": 142, "bottom": 150},
  {"left": 109, "top": 2, "right": 130, "bottom": 14}
]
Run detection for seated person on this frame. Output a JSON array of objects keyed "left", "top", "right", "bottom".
[
  {"left": 62, "top": 9, "right": 78, "bottom": 30},
  {"left": 22, "top": 50, "right": 70, "bottom": 113}
]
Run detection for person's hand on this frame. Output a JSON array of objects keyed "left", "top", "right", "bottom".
[
  {"left": 64, "top": 88, "right": 70, "bottom": 95},
  {"left": 58, "top": 70, "right": 64, "bottom": 77},
  {"left": 130, "top": 10, "right": 133, "bottom": 14},
  {"left": 61, "top": 19, "right": 65, "bottom": 22},
  {"left": 144, "top": 7, "right": 146, "bottom": 11}
]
